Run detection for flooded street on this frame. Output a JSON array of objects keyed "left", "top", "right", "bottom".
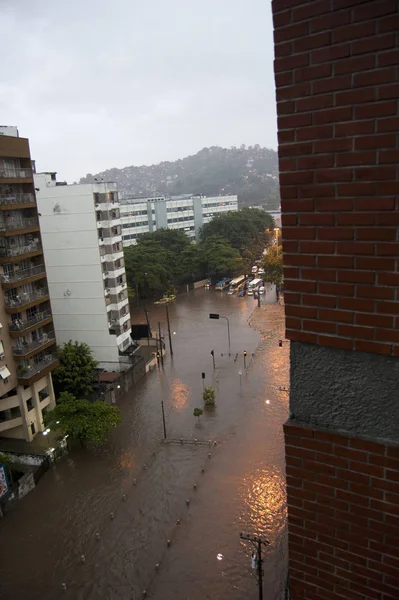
[{"left": 1, "top": 287, "right": 289, "bottom": 600}]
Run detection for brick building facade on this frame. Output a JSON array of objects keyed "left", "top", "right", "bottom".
[{"left": 272, "top": 1, "right": 399, "bottom": 598}]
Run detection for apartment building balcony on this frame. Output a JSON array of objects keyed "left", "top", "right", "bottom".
[
  {"left": 0, "top": 193, "right": 36, "bottom": 209},
  {"left": 13, "top": 332, "right": 56, "bottom": 359},
  {"left": 0, "top": 167, "right": 33, "bottom": 183},
  {"left": 109, "top": 281, "right": 127, "bottom": 296},
  {"left": 5, "top": 288, "right": 50, "bottom": 313},
  {"left": 17, "top": 354, "right": 59, "bottom": 385},
  {"left": 1, "top": 264, "right": 46, "bottom": 288},
  {"left": 8, "top": 308, "right": 52, "bottom": 337},
  {"left": 0, "top": 216, "right": 40, "bottom": 236},
  {"left": 94, "top": 192, "right": 119, "bottom": 211},
  {"left": 106, "top": 291, "right": 129, "bottom": 310},
  {"left": 107, "top": 264, "right": 125, "bottom": 279},
  {"left": 0, "top": 241, "right": 42, "bottom": 262},
  {"left": 96, "top": 209, "right": 120, "bottom": 229},
  {"left": 104, "top": 248, "right": 124, "bottom": 262},
  {"left": 0, "top": 413, "right": 23, "bottom": 434}
]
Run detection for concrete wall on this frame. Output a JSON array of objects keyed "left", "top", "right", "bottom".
[{"left": 290, "top": 341, "right": 399, "bottom": 442}]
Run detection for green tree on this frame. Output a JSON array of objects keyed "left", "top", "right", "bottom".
[
  {"left": 138, "top": 228, "right": 192, "bottom": 257},
  {"left": 44, "top": 392, "right": 121, "bottom": 445},
  {"left": 180, "top": 244, "right": 205, "bottom": 282},
  {"left": 261, "top": 245, "right": 283, "bottom": 298},
  {"left": 193, "top": 407, "right": 203, "bottom": 420},
  {"left": 53, "top": 341, "right": 98, "bottom": 398},
  {"left": 200, "top": 208, "right": 275, "bottom": 254},
  {"left": 203, "top": 386, "right": 216, "bottom": 406},
  {"left": 199, "top": 236, "right": 244, "bottom": 278},
  {"left": 124, "top": 240, "right": 174, "bottom": 298}
]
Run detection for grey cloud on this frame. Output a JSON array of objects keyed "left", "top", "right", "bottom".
[{"left": 0, "top": 0, "right": 277, "bottom": 181}]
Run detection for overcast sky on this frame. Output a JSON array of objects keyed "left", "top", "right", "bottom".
[{"left": 0, "top": 0, "right": 277, "bottom": 182}]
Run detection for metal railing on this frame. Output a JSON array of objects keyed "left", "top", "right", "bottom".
[
  {"left": 9, "top": 309, "right": 52, "bottom": 332},
  {"left": 5, "top": 288, "right": 48, "bottom": 308},
  {"left": 1, "top": 264, "right": 45, "bottom": 284},
  {"left": 17, "top": 354, "right": 58, "bottom": 379},
  {"left": 0, "top": 168, "right": 33, "bottom": 179},
  {"left": 0, "top": 217, "right": 39, "bottom": 231},
  {"left": 0, "top": 241, "right": 41, "bottom": 258},
  {"left": 13, "top": 332, "right": 55, "bottom": 356},
  {"left": 0, "top": 193, "right": 35, "bottom": 205}
]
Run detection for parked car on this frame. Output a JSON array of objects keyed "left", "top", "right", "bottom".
[{"left": 259, "top": 286, "right": 265, "bottom": 294}]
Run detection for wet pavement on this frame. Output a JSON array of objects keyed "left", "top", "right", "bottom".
[{"left": 0, "top": 286, "right": 289, "bottom": 600}]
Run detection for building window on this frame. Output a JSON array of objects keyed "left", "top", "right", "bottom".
[
  {"left": 31, "top": 423, "right": 35, "bottom": 435},
  {"left": 39, "top": 387, "right": 49, "bottom": 402},
  {"left": 26, "top": 398, "right": 33, "bottom": 411}
]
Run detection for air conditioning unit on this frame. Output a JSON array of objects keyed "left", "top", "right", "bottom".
[
  {"left": 105, "top": 288, "right": 111, "bottom": 294},
  {"left": 103, "top": 270, "right": 109, "bottom": 276}
]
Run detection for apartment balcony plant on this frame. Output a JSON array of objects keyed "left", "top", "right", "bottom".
[
  {"left": 1, "top": 264, "right": 46, "bottom": 288},
  {"left": 13, "top": 331, "right": 56, "bottom": 358},
  {"left": 8, "top": 308, "right": 52, "bottom": 336}
]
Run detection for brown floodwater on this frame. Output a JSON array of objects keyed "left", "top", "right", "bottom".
[{"left": 0, "top": 286, "right": 289, "bottom": 600}]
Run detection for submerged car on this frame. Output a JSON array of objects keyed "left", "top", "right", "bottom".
[{"left": 238, "top": 289, "right": 246, "bottom": 297}]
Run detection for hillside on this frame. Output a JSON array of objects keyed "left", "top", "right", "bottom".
[{"left": 79, "top": 145, "right": 280, "bottom": 208}]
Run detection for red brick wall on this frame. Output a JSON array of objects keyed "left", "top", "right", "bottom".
[
  {"left": 285, "top": 422, "right": 399, "bottom": 600},
  {"left": 273, "top": 0, "right": 399, "bottom": 356}
]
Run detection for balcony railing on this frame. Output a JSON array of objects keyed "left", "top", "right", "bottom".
[
  {"left": 13, "top": 332, "right": 56, "bottom": 356},
  {"left": 9, "top": 309, "right": 52, "bottom": 332},
  {"left": 17, "top": 354, "right": 58, "bottom": 380},
  {"left": 0, "top": 193, "right": 35, "bottom": 206},
  {"left": 0, "top": 241, "right": 41, "bottom": 258},
  {"left": 1, "top": 264, "right": 45, "bottom": 284},
  {"left": 5, "top": 288, "right": 48, "bottom": 308},
  {"left": 0, "top": 217, "right": 39, "bottom": 232},
  {"left": 0, "top": 168, "right": 33, "bottom": 179}
]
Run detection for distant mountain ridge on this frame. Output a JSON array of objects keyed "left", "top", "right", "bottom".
[{"left": 79, "top": 145, "right": 280, "bottom": 208}]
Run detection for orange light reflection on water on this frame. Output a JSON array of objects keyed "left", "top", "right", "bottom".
[
  {"left": 240, "top": 466, "right": 287, "bottom": 546},
  {"left": 170, "top": 378, "right": 190, "bottom": 411}
]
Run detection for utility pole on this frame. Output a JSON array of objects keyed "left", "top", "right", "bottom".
[
  {"left": 165, "top": 304, "right": 174, "bottom": 356},
  {"left": 155, "top": 333, "right": 160, "bottom": 366},
  {"left": 158, "top": 321, "right": 164, "bottom": 366},
  {"left": 240, "top": 533, "right": 269, "bottom": 600},
  {"left": 161, "top": 401, "right": 167, "bottom": 439}
]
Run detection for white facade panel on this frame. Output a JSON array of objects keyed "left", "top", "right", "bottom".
[{"left": 34, "top": 173, "right": 132, "bottom": 371}]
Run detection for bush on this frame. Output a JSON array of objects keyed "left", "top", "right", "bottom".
[
  {"left": 193, "top": 407, "right": 203, "bottom": 420},
  {"left": 203, "top": 386, "right": 216, "bottom": 406}
]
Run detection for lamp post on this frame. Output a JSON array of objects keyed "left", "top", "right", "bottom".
[{"left": 209, "top": 313, "right": 231, "bottom": 352}]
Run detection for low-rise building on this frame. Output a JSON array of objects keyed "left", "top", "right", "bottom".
[
  {"left": 34, "top": 173, "right": 134, "bottom": 372},
  {"left": 120, "top": 194, "right": 238, "bottom": 246}
]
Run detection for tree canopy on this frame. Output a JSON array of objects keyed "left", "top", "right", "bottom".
[
  {"left": 123, "top": 209, "right": 275, "bottom": 299},
  {"left": 261, "top": 245, "right": 283, "bottom": 289},
  {"left": 52, "top": 341, "right": 98, "bottom": 399},
  {"left": 44, "top": 392, "right": 121, "bottom": 445},
  {"left": 200, "top": 236, "right": 244, "bottom": 277},
  {"left": 199, "top": 208, "right": 274, "bottom": 253}
]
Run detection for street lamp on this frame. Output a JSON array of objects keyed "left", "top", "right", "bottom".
[{"left": 209, "top": 313, "right": 231, "bottom": 352}]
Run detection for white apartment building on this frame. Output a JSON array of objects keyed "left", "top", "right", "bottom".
[
  {"left": 120, "top": 194, "right": 238, "bottom": 246},
  {"left": 34, "top": 173, "right": 133, "bottom": 372}
]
